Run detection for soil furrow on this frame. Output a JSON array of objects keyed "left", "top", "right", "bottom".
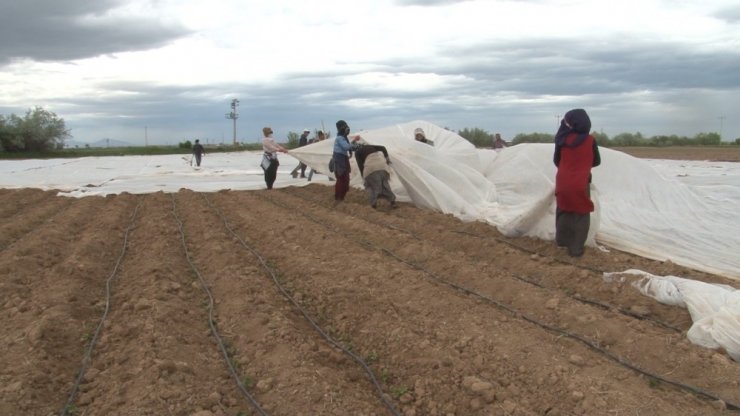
[
  {"left": 216, "top": 189, "right": 722, "bottom": 416},
  {"left": 1, "top": 186, "right": 736, "bottom": 416},
  {"left": 269, "top": 186, "right": 740, "bottom": 407},
  {"left": 0, "top": 188, "right": 59, "bottom": 220},
  {"left": 69, "top": 193, "right": 241, "bottom": 415},
  {"left": 0, "top": 193, "right": 75, "bottom": 250},
  {"left": 0, "top": 193, "right": 139, "bottom": 415},
  {"left": 286, "top": 185, "right": 713, "bottom": 331},
  {"left": 176, "top": 189, "right": 391, "bottom": 415}
]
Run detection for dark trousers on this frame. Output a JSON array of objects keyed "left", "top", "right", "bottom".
[
  {"left": 364, "top": 171, "right": 395, "bottom": 206},
  {"left": 264, "top": 159, "right": 279, "bottom": 189},
  {"left": 334, "top": 172, "right": 350, "bottom": 200},
  {"left": 194, "top": 154, "right": 202, "bottom": 167},
  {"left": 556, "top": 208, "right": 590, "bottom": 257},
  {"left": 291, "top": 162, "right": 307, "bottom": 177}
]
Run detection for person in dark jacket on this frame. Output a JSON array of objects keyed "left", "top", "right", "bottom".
[
  {"left": 192, "top": 139, "right": 205, "bottom": 167},
  {"left": 553, "top": 108, "right": 601, "bottom": 257},
  {"left": 354, "top": 141, "right": 397, "bottom": 209},
  {"left": 291, "top": 129, "right": 310, "bottom": 178}
]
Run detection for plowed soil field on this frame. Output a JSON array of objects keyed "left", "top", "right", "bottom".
[{"left": 1, "top": 150, "right": 739, "bottom": 416}]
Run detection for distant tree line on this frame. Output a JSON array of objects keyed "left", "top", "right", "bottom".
[
  {"left": 2, "top": 107, "right": 737, "bottom": 155},
  {"left": 458, "top": 128, "right": 737, "bottom": 147},
  {"left": 0, "top": 107, "right": 70, "bottom": 152},
  {"left": 512, "top": 131, "right": 729, "bottom": 147}
]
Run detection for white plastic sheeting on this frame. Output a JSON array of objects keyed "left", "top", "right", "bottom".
[
  {"left": 605, "top": 270, "right": 740, "bottom": 361},
  {"left": 291, "top": 120, "right": 740, "bottom": 281},
  {"left": 0, "top": 152, "right": 330, "bottom": 196}
]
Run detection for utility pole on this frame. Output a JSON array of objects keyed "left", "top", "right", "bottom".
[
  {"left": 719, "top": 115, "right": 726, "bottom": 141},
  {"left": 225, "top": 99, "right": 240, "bottom": 145},
  {"left": 144, "top": 126, "right": 148, "bottom": 147}
]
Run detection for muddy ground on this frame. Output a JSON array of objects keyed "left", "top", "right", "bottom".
[{"left": 0, "top": 148, "right": 738, "bottom": 416}]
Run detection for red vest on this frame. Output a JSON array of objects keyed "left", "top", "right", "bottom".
[{"left": 555, "top": 134, "right": 595, "bottom": 214}]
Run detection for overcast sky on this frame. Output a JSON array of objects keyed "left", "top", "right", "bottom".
[{"left": 1, "top": 0, "right": 738, "bottom": 145}]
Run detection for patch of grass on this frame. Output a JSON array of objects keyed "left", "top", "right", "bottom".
[
  {"left": 242, "top": 376, "right": 254, "bottom": 389},
  {"left": 79, "top": 322, "right": 93, "bottom": 343},
  {"left": 380, "top": 368, "right": 391, "bottom": 384},
  {"left": 223, "top": 340, "right": 236, "bottom": 356},
  {"left": 230, "top": 357, "right": 241, "bottom": 372},
  {"left": 65, "top": 404, "right": 80, "bottom": 415},
  {"left": 391, "top": 385, "right": 409, "bottom": 399},
  {"left": 648, "top": 377, "right": 660, "bottom": 389},
  {"left": 365, "top": 351, "right": 379, "bottom": 364},
  {"left": 317, "top": 310, "right": 329, "bottom": 324}
]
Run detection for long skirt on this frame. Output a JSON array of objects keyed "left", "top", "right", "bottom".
[{"left": 555, "top": 208, "right": 590, "bottom": 257}]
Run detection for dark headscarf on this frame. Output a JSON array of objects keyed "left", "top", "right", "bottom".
[
  {"left": 336, "top": 120, "right": 350, "bottom": 137},
  {"left": 554, "top": 109, "right": 592, "bottom": 147}
]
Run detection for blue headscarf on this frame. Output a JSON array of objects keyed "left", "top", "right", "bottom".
[{"left": 555, "top": 109, "right": 592, "bottom": 148}]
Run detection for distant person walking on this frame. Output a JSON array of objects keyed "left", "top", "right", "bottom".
[
  {"left": 290, "top": 129, "right": 310, "bottom": 178},
  {"left": 192, "top": 139, "right": 205, "bottom": 167},
  {"left": 307, "top": 130, "right": 330, "bottom": 182},
  {"left": 553, "top": 108, "right": 601, "bottom": 257},
  {"left": 493, "top": 133, "right": 506, "bottom": 150},
  {"left": 354, "top": 141, "right": 397, "bottom": 209},
  {"left": 333, "top": 120, "right": 360, "bottom": 203},
  {"left": 261, "top": 126, "right": 288, "bottom": 190}
]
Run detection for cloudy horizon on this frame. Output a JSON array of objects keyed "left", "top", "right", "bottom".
[{"left": 1, "top": 0, "right": 738, "bottom": 145}]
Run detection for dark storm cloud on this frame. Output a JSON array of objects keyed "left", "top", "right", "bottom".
[
  {"left": 48, "top": 73, "right": 453, "bottom": 144},
  {"left": 0, "top": 0, "right": 190, "bottom": 65},
  {"left": 379, "top": 36, "right": 740, "bottom": 97},
  {"left": 27, "top": 29, "right": 740, "bottom": 144}
]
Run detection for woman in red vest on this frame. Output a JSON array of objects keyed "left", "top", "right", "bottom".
[{"left": 553, "top": 109, "right": 601, "bottom": 257}]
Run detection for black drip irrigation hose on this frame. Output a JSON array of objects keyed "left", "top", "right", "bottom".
[
  {"left": 287, "top": 188, "right": 685, "bottom": 335},
  {"left": 169, "top": 194, "right": 269, "bottom": 416},
  {"left": 202, "top": 193, "right": 402, "bottom": 416},
  {"left": 261, "top": 190, "right": 740, "bottom": 412},
  {"left": 60, "top": 197, "right": 143, "bottom": 416}
]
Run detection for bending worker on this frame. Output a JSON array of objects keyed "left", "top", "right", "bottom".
[{"left": 354, "top": 140, "right": 397, "bottom": 209}]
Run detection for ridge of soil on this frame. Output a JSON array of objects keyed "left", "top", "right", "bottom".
[{"left": 1, "top": 182, "right": 738, "bottom": 416}]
